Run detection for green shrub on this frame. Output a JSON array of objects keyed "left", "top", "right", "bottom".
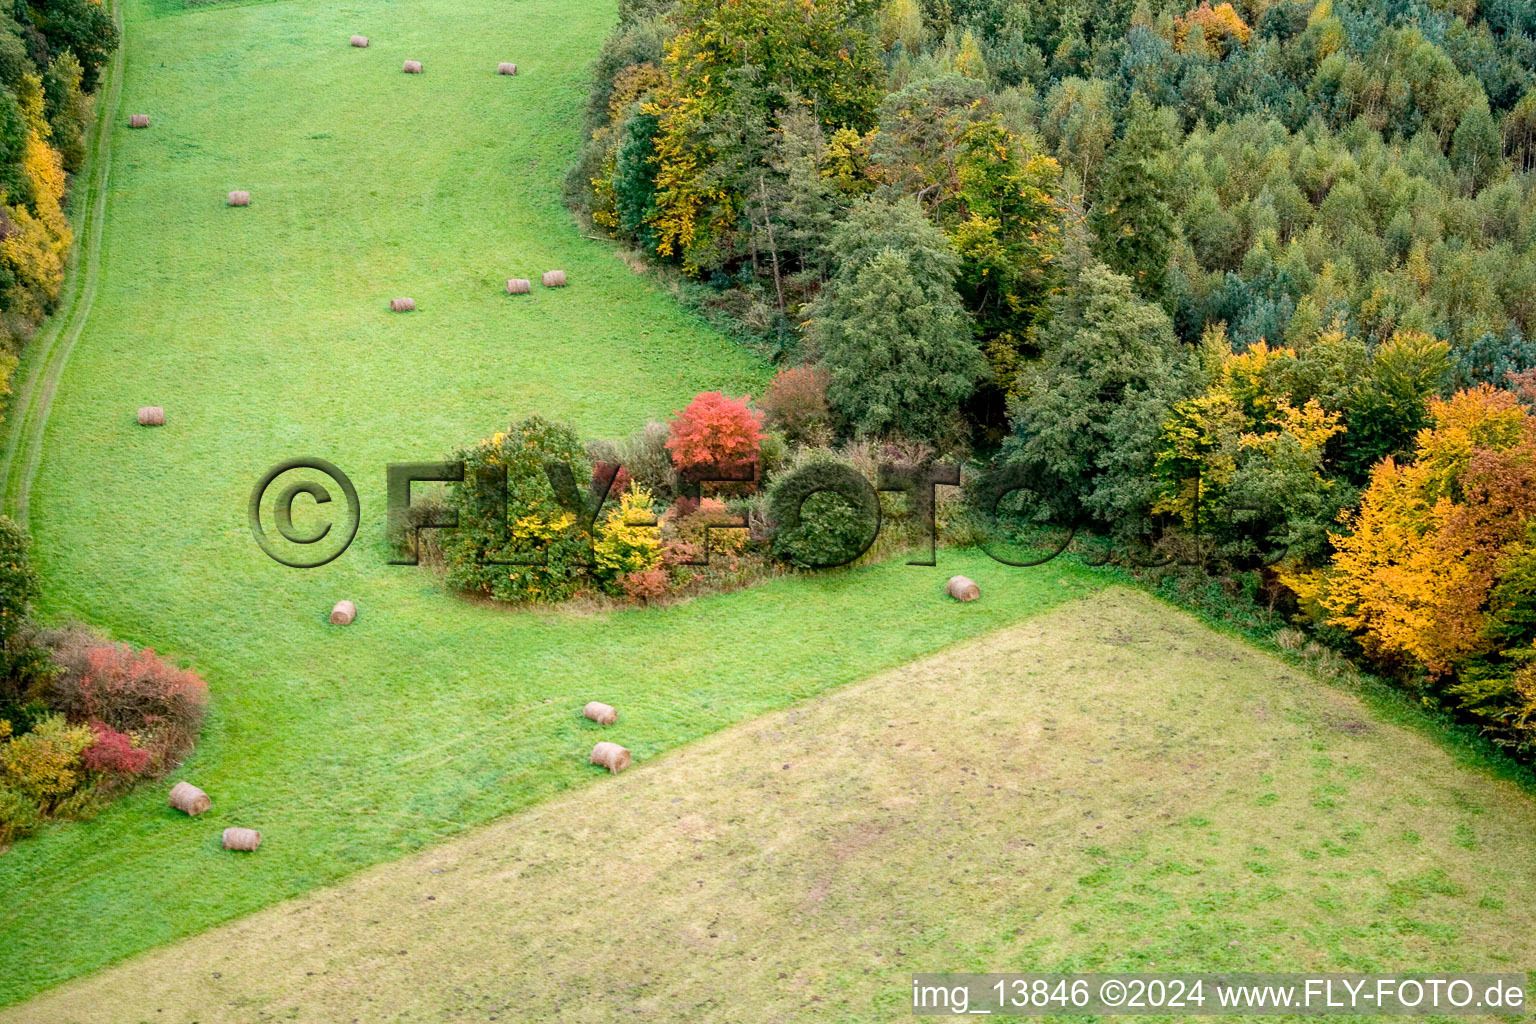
[
  {"left": 756, "top": 430, "right": 789, "bottom": 485},
  {"left": 768, "top": 457, "right": 881, "bottom": 568},
  {"left": 0, "top": 780, "right": 42, "bottom": 847},
  {"left": 0, "top": 521, "right": 56, "bottom": 735},
  {"left": 0, "top": 514, "right": 38, "bottom": 644},
  {"left": 440, "top": 416, "right": 593, "bottom": 603}
]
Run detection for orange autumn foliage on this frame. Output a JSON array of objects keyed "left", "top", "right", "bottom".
[
  {"left": 1174, "top": 2, "right": 1252, "bottom": 54},
  {"left": 1287, "top": 386, "right": 1536, "bottom": 675}
]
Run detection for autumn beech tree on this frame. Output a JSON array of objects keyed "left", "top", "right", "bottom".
[{"left": 1287, "top": 386, "right": 1536, "bottom": 752}]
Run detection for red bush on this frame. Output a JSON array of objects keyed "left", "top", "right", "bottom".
[
  {"left": 592, "top": 460, "right": 632, "bottom": 498},
  {"left": 666, "top": 392, "right": 765, "bottom": 484},
  {"left": 661, "top": 540, "right": 699, "bottom": 567},
  {"left": 81, "top": 721, "right": 151, "bottom": 780},
  {"left": 760, "top": 364, "right": 830, "bottom": 440},
  {"left": 620, "top": 568, "right": 670, "bottom": 604},
  {"left": 45, "top": 630, "right": 209, "bottom": 774}
]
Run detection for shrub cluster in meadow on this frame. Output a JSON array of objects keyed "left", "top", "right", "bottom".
[
  {"left": 0, "top": 518, "right": 207, "bottom": 847},
  {"left": 435, "top": 387, "right": 977, "bottom": 606},
  {"left": 438, "top": 400, "right": 782, "bottom": 606}
]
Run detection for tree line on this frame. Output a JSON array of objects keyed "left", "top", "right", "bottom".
[
  {"left": 0, "top": 0, "right": 117, "bottom": 399},
  {"left": 566, "top": 0, "right": 1536, "bottom": 759}
]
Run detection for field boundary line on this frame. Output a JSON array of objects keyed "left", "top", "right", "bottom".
[{"left": 0, "top": 0, "right": 126, "bottom": 525}]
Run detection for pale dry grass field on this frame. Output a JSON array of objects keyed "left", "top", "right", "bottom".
[{"left": 6, "top": 588, "right": 1533, "bottom": 1023}]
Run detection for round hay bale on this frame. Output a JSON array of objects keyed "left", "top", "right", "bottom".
[
  {"left": 330, "top": 600, "right": 357, "bottom": 625},
  {"left": 350, "top": 35, "right": 369, "bottom": 47},
  {"left": 137, "top": 406, "right": 165, "bottom": 426},
  {"left": 222, "top": 827, "right": 261, "bottom": 852},
  {"left": 390, "top": 297, "right": 415, "bottom": 312},
  {"left": 128, "top": 114, "right": 150, "bottom": 129},
  {"left": 228, "top": 190, "right": 250, "bottom": 207},
  {"left": 946, "top": 575, "right": 980, "bottom": 602},
  {"left": 589, "top": 741, "right": 631, "bottom": 774},
  {"left": 403, "top": 60, "right": 423, "bottom": 74},
  {"left": 506, "top": 278, "right": 531, "bottom": 295},
  {"left": 541, "top": 270, "right": 567, "bottom": 288},
  {"left": 168, "top": 782, "right": 211, "bottom": 816},
  {"left": 583, "top": 701, "right": 617, "bottom": 725},
  {"left": 497, "top": 62, "right": 517, "bottom": 75}
]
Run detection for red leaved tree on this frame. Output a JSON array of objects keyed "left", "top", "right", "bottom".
[
  {"left": 46, "top": 633, "right": 209, "bottom": 775},
  {"left": 666, "top": 391, "right": 765, "bottom": 489}
]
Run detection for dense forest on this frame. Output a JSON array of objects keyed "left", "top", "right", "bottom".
[
  {"left": 567, "top": 0, "right": 1536, "bottom": 757},
  {"left": 0, "top": 0, "right": 116, "bottom": 393}
]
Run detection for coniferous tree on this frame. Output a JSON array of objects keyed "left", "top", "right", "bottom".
[
  {"left": 1090, "top": 92, "right": 1176, "bottom": 301},
  {"left": 812, "top": 197, "right": 984, "bottom": 442},
  {"left": 1004, "top": 255, "right": 1193, "bottom": 536}
]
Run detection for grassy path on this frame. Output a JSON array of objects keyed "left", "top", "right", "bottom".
[
  {"left": 0, "top": 3, "right": 125, "bottom": 523},
  {"left": 5, "top": 589, "right": 1533, "bottom": 1023},
  {"left": 0, "top": 0, "right": 1105, "bottom": 1005}
]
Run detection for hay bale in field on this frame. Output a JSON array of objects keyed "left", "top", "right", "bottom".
[
  {"left": 137, "top": 406, "right": 165, "bottom": 426},
  {"left": 403, "top": 60, "right": 423, "bottom": 74},
  {"left": 350, "top": 35, "right": 369, "bottom": 47},
  {"left": 168, "top": 782, "right": 211, "bottom": 816},
  {"left": 330, "top": 600, "right": 357, "bottom": 625},
  {"left": 128, "top": 114, "right": 150, "bottom": 129},
  {"left": 222, "top": 827, "right": 261, "bottom": 852},
  {"left": 506, "top": 278, "right": 531, "bottom": 295},
  {"left": 947, "top": 575, "right": 980, "bottom": 602},
  {"left": 541, "top": 270, "right": 566, "bottom": 288},
  {"left": 497, "top": 62, "right": 517, "bottom": 75},
  {"left": 228, "top": 190, "right": 250, "bottom": 206},
  {"left": 589, "top": 741, "right": 630, "bottom": 774},
  {"left": 390, "top": 297, "right": 415, "bottom": 312},
  {"left": 583, "top": 701, "right": 617, "bottom": 725}
]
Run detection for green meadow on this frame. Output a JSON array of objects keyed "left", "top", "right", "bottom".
[
  {"left": 7, "top": 590, "right": 1536, "bottom": 1023},
  {"left": 0, "top": 0, "right": 1103, "bottom": 1003}
]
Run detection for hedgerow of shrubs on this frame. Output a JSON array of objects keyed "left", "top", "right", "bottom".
[
  {"left": 435, "top": 396, "right": 971, "bottom": 608},
  {"left": 437, "top": 395, "right": 886, "bottom": 607},
  {"left": 0, "top": 517, "right": 208, "bottom": 848},
  {"left": 767, "top": 457, "right": 883, "bottom": 568}
]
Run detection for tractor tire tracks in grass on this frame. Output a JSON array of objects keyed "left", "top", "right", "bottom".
[{"left": 0, "top": 1, "right": 125, "bottom": 525}]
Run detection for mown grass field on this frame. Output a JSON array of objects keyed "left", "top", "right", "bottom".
[
  {"left": 3, "top": 589, "right": 1533, "bottom": 1024},
  {"left": 0, "top": 0, "right": 1113, "bottom": 1005}
]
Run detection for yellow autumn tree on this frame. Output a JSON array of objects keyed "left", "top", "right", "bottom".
[
  {"left": 1287, "top": 386, "right": 1536, "bottom": 674},
  {"left": 2, "top": 73, "right": 72, "bottom": 321},
  {"left": 594, "top": 486, "right": 663, "bottom": 584},
  {"left": 1174, "top": 2, "right": 1251, "bottom": 54},
  {"left": 1153, "top": 340, "right": 1341, "bottom": 535}
]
